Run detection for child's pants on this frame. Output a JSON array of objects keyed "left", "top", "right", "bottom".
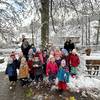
[
  {"left": 34, "top": 74, "right": 43, "bottom": 83},
  {"left": 49, "top": 73, "right": 56, "bottom": 83}
]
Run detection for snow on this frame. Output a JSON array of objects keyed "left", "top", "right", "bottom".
[
  {"left": 0, "top": 48, "right": 21, "bottom": 72},
  {"left": 0, "top": 57, "right": 7, "bottom": 72},
  {"left": 68, "top": 75, "right": 100, "bottom": 91},
  {"left": 81, "top": 51, "right": 100, "bottom": 60},
  {"left": 68, "top": 52, "right": 100, "bottom": 95}
]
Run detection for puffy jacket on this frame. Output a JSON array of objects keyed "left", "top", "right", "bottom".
[
  {"left": 27, "top": 60, "right": 34, "bottom": 74},
  {"left": 68, "top": 53, "right": 80, "bottom": 67},
  {"left": 46, "top": 61, "right": 58, "bottom": 76},
  {"left": 33, "top": 60, "right": 43, "bottom": 75},
  {"left": 19, "top": 64, "right": 29, "bottom": 79},
  {"left": 5, "top": 63, "right": 17, "bottom": 76},
  {"left": 57, "top": 67, "right": 69, "bottom": 83}
]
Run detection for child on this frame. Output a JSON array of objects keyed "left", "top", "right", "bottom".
[
  {"left": 54, "top": 47, "right": 62, "bottom": 67},
  {"left": 56, "top": 59, "right": 69, "bottom": 92},
  {"left": 19, "top": 57, "right": 29, "bottom": 86},
  {"left": 46, "top": 55, "right": 58, "bottom": 84},
  {"left": 27, "top": 57, "right": 34, "bottom": 81},
  {"left": 42, "top": 50, "right": 49, "bottom": 75},
  {"left": 36, "top": 48, "right": 44, "bottom": 64},
  {"left": 5, "top": 57, "right": 18, "bottom": 89},
  {"left": 68, "top": 49, "right": 80, "bottom": 78},
  {"left": 33, "top": 56, "right": 43, "bottom": 83},
  {"left": 28, "top": 48, "right": 34, "bottom": 59}
]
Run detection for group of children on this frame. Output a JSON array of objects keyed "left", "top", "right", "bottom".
[{"left": 5, "top": 45, "right": 80, "bottom": 92}]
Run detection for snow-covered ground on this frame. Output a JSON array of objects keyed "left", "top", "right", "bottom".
[
  {"left": 0, "top": 48, "right": 21, "bottom": 72},
  {"left": 67, "top": 52, "right": 100, "bottom": 98},
  {"left": 0, "top": 57, "right": 7, "bottom": 72}
]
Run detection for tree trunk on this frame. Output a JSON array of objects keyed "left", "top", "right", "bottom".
[{"left": 41, "top": 0, "right": 49, "bottom": 49}]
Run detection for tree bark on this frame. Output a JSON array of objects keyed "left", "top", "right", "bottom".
[{"left": 41, "top": 0, "right": 49, "bottom": 49}]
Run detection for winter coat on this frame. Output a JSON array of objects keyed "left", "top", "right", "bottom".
[
  {"left": 43, "top": 54, "right": 49, "bottom": 64},
  {"left": 64, "top": 41, "right": 70, "bottom": 52},
  {"left": 57, "top": 67, "right": 69, "bottom": 83},
  {"left": 13, "top": 59, "right": 20, "bottom": 69},
  {"left": 68, "top": 53, "right": 80, "bottom": 67},
  {"left": 21, "top": 43, "right": 31, "bottom": 60},
  {"left": 5, "top": 63, "right": 17, "bottom": 77},
  {"left": 19, "top": 64, "right": 29, "bottom": 79},
  {"left": 27, "top": 60, "right": 34, "bottom": 74},
  {"left": 69, "top": 43, "right": 75, "bottom": 51},
  {"left": 33, "top": 60, "right": 43, "bottom": 76},
  {"left": 35, "top": 52, "right": 44, "bottom": 64},
  {"left": 46, "top": 61, "right": 58, "bottom": 76},
  {"left": 70, "top": 66, "right": 78, "bottom": 75}
]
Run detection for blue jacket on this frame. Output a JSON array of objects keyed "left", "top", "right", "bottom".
[
  {"left": 5, "top": 63, "right": 17, "bottom": 77},
  {"left": 57, "top": 67, "right": 69, "bottom": 83}
]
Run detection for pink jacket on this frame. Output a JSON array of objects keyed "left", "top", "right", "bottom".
[{"left": 46, "top": 61, "right": 58, "bottom": 76}]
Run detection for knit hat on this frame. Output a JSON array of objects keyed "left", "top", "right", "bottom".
[{"left": 61, "top": 48, "right": 68, "bottom": 56}]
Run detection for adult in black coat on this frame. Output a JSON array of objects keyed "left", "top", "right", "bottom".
[
  {"left": 21, "top": 39, "right": 31, "bottom": 61},
  {"left": 68, "top": 40, "right": 75, "bottom": 52},
  {"left": 64, "top": 40, "right": 70, "bottom": 53}
]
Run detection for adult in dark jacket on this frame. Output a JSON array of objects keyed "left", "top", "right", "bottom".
[
  {"left": 68, "top": 40, "right": 75, "bottom": 52},
  {"left": 21, "top": 39, "right": 31, "bottom": 61},
  {"left": 64, "top": 40, "right": 70, "bottom": 53}
]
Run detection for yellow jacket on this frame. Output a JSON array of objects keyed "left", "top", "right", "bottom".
[{"left": 19, "top": 64, "right": 29, "bottom": 79}]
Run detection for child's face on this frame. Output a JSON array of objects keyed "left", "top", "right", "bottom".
[
  {"left": 21, "top": 60, "right": 26, "bottom": 64},
  {"left": 51, "top": 57, "right": 55, "bottom": 62},
  {"left": 61, "top": 60, "right": 66, "bottom": 67}
]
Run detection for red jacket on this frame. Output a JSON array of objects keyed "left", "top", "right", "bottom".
[
  {"left": 27, "top": 60, "right": 34, "bottom": 74},
  {"left": 46, "top": 61, "right": 58, "bottom": 76},
  {"left": 35, "top": 52, "right": 44, "bottom": 64},
  {"left": 68, "top": 53, "right": 80, "bottom": 67}
]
